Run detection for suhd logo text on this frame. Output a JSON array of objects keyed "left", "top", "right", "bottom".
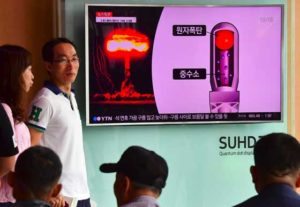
[{"left": 219, "top": 136, "right": 260, "bottom": 149}]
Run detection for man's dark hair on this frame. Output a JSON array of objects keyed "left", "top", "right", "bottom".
[
  {"left": 254, "top": 133, "right": 300, "bottom": 177},
  {"left": 42, "top": 37, "right": 77, "bottom": 62},
  {"left": 14, "top": 146, "right": 62, "bottom": 198}
]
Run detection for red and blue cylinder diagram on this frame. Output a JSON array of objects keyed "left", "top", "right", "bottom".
[{"left": 210, "top": 22, "right": 240, "bottom": 113}]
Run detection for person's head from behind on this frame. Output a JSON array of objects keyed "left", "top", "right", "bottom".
[
  {"left": 9, "top": 146, "right": 62, "bottom": 202},
  {"left": 100, "top": 146, "right": 168, "bottom": 206},
  {"left": 0, "top": 45, "right": 34, "bottom": 122},
  {"left": 251, "top": 132, "right": 300, "bottom": 193},
  {"left": 42, "top": 37, "right": 79, "bottom": 87}
]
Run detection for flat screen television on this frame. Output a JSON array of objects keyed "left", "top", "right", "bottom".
[{"left": 85, "top": 4, "right": 283, "bottom": 126}]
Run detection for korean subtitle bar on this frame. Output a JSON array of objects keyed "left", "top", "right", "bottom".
[{"left": 91, "top": 112, "right": 281, "bottom": 123}]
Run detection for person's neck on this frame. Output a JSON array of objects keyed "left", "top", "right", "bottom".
[
  {"left": 130, "top": 189, "right": 159, "bottom": 200},
  {"left": 119, "top": 189, "right": 159, "bottom": 207},
  {"left": 14, "top": 192, "right": 48, "bottom": 203},
  {"left": 258, "top": 175, "right": 298, "bottom": 193},
  {"left": 50, "top": 79, "right": 72, "bottom": 94}
]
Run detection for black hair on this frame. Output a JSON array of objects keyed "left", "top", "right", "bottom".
[
  {"left": 42, "top": 37, "right": 77, "bottom": 62},
  {"left": 15, "top": 146, "right": 62, "bottom": 198},
  {"left": 254, "top": 133, "right": 300, "bottom": 176}
]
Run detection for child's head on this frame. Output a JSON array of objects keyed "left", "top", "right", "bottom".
[{"left": 9, "top": 146, "right": 62, "bottom": 201}]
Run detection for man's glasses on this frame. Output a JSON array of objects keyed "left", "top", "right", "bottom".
[{"left": 53, "top": 57, "right": 79, "bottom": 65}]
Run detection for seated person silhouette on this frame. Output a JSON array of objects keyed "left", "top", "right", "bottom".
[
  {"left": 99, "top": 145, "right": 168, "bottom": 207},
  {"left": 234, "top": 132, "right": 300, "bottom": 207},
  {"left": 8, "top": 146, "right": 62, "bottom": 207}
]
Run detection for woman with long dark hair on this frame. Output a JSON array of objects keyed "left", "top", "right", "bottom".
[{"left": 0, "top": 45, "right": 34, "bottom": 207}]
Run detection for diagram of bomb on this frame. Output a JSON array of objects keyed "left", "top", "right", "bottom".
[
  {"left": 174, "top": 22, "right": 239, "bottom": 113},
  {"left": 103, "top": 22, "right": 239, "bottom": 112},
  {"left": 210, "top": 22, "right": 239, "bottom": 113}
]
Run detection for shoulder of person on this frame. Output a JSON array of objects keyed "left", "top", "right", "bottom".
[
  {"left": 1, "top": 103, "right": 15, "bottom": 127},
  {"left": 1, "top": 103, "right": 13, "bottom": 117},
  {"left": 31, "top": 87, "right": 55, "bottom": 106}
]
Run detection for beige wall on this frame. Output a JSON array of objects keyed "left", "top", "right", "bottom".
[
  {"left": 294, "top": 1, "right": 300, "bottom": 140},
  {"left": 0, "top": 0, "right": 58, "bottom": 104},
  {"left": 287, "top": 0, "right": 300, "bottom": 141},
  {"left": 287, "top": 0, "right": 293, "bottom": 136}
]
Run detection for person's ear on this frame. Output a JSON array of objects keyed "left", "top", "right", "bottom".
[
  {"left": 44, "top": 62, "right": 52, "bottom": 73},
  {"left": 250, "top": 165, "right": 258, "bottom": 183},
  {"left": 114, "top": 173, "right": 131, "bottom": 205},
  {"left": 123, "top": 175, "right": 131, "bottom": 194},
  {"left": 51, "top": 183, "right": 62, "bottom": 198},
  {"left": 7, "top": 171, "right": 15, "bottom": 188},
  {"left": 251, "top": 165, "right": 263, "bottom": 193}
]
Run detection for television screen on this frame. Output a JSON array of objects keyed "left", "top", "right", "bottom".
[{"left": 85, "top": 4, "right": 282, "bottom": 126}]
